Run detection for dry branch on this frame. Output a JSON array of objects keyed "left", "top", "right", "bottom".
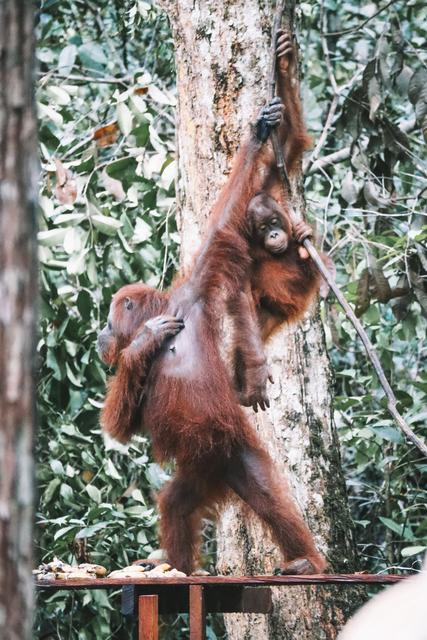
[{"left": 304, "top": 118, "right": 416, "bottom": 175}]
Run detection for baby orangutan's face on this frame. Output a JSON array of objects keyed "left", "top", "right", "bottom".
[{"left": 248, "top": 194, "right": 290, "bottom": 255}]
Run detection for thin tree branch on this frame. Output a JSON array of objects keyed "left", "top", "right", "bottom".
[
  {"left": 38, "top": 71, "right": 131, "bottom": 86},
  {"left": 323, "top": 0, "right": 399, "bottom": 37},
  {"left": 304, "top": 95, "right": 339, "bottom": 175},
  {"left": 305, "top": 146, "right": 350, "bottom": 174},
  {"left": 305, "top": 118, "right": 417, "bottom": 175}
]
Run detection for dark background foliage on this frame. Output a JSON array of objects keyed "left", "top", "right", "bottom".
[{"left": 35, "top": 0, "right": 426, "bottom": 637}]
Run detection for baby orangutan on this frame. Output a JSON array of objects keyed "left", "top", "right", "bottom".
[
  {"left": 246, "top": 193, "right": 319, "bottom": 341},
  {"left": 228, "top": 30, "right": 323, "bottom": 409}
]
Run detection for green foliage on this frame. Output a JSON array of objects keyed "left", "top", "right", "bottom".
[
  {"left": 35, "top": 1, "right": 182, "bottom": 637},
  {"left": 301, "top": 0, "right": 427, "bottom": 572}
]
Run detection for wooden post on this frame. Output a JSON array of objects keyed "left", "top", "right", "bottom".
[
  {"left": 138, "top": 595, "right": 158, "bottom": 640},
  {"left": 189, "top": 585, "right": 206, "bottom": 640}
]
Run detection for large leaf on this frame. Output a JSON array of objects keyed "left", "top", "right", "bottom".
[
  {"left": 57, "top": 44, "right": 77, "bottom": 75},
  {"left": 91, "top": 214, "right": 123, "bottom": 236},
  {"left": 78, "top": 42, "right": 107, "bottom": 70}
]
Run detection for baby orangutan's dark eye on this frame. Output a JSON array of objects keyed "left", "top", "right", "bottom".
[{"left": 124, "top": 297, "right": 133, "bottom": 310}]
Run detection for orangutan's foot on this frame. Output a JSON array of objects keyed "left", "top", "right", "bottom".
[{"left": 279, "top": 557, "right": 326, "bottom": 575}]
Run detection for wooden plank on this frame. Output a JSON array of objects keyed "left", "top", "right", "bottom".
[
  {"left": 36, "top": 573, "right": 408, "bottom": 590},
  {"left": 189, "top": 585, "right": 205, "bottom": 640},
  {"left": 138, "top": 595, "right": 158, "bottom": 640}
]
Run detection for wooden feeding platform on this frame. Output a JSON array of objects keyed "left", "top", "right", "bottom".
[{"left": 37, "top": 573, "right": 407, "bottom": 640}]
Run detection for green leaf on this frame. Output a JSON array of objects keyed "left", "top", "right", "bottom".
[
  {"left": 368, "top": 77, "right": 381, "bottom": 121},
  {"left": 148, "top": 84, "right": 174, "bottom": 106},
  {"left": 66, "top": 362, "right": 83, "bottom": 388},
  {"left": 60, "top": 483, "right": 74, "bottom": 500},
  {"left": 54, "top": 525, "right": 78, "bottom": 541},
  {"left": 146, "top": 463, "right": 170, "bottom": 489},
  {"left": 79, "top": 43, "right": 107, "bottom": 70},
  {"left": 46, "top": 348, "right": 65, "bottom": 380},
  {"left": 401, "top": 546, "right": 427, "bottom": 558},
  {"left": 91, "top": 589, "right": 114, "bottom": 611},
  {"left": 373, "top": 426, "right": 403, "bottom": 444},
  {"left": 38, "top": 228, "right": 67, "bottom": 246},
  {"left": 57, "top": 44, "right": 77, "bottom": 75},
  {"left": 75, "top": 521, "right": 111, "bottom": 539},
  {"left": 91, "top": 214, "right": 123, "bottom": 236},
  {"left": 133, "top": 218, "right": 152, "bottom": 243},
  {"left": 379, "top": 516, "right": 403, "bottom": 535},
  {"left": 118, "top": 229, "right": 133, "bottom": 253},
  {"left": 50, "top": 459, "right": 65, "bottom": 475},
  {"left": 37, "top": 102, "right": 63, "bottom": 126},
  {"left": 63, "top": 227, "right": 84, "bottom": 255},
  {"left": 408, "top": 69, "right": 427, "bottom": 104},
  {"left": 131, "top": 489, "right": 145, "bottom": 504},
  {"left": 46, "top": 85, "right": 71, "bottom": 106},
  {"left": 159, "top": 159, "right": 176, "bottom": 190},
  {"left": 77, "top": 290, "right": 92, "bottom": 323},
  {"left": 408, "top": 411, "right": 427, "bottom": 425},
  {"left": 341, "top": 171, "right": 358, "bottom": 204},
  {"left": 125, "top": 505, "right": 152, "bottom": 517},
  {"left": 104, "top": 458, "right": 121, "bottom": 480},
  {"left": 66, "top": 250, "right": 89, "bottom": 276},
  {"left": 86, "top": 484, "right": 101, "bottom": 503},
  {"left": 54, "top": 213, "right": 85, "bottom": 225},
  {"left": 43, "top": 477, "right": 61, "bottom": 504},
  {"left": 117, "top": 102, "right": 134, "bottom": 136}
]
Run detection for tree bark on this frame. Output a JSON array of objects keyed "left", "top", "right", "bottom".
[
  {"left": 159, "top": 1, "right": 362, "bottom": 637},
  {"left": 0, "top": 2, "right": 37, "bottom": 639}
]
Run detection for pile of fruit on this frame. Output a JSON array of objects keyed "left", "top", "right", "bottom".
[
  {"left": 33, "top": 558, "right": 107, "bottom": 582},
  {"left": 108, "top": 561, "right": 186, "bottom": 579},
  {"left": 33, "top": 558, "right": 187, "bottom": 582}
]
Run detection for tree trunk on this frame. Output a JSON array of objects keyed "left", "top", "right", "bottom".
[
  {"left": 159, "top": 1, "right": 362, "bottom": 637},
  {"left": 0, "top": 2, "right": 37, "bottom": 639}
]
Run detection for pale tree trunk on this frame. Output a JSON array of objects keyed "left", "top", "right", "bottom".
[
  {"left": 159, "top": 1, "right": 361, "bottom": 637},
  {"left": 0, "top": 2, "right": 37, "bottom": 639}
]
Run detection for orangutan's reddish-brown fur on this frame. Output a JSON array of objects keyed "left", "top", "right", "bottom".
[
  {"left": 247, "top": 31, "right": 320, "bottom": 340},
  {"left": 98, "top": 34, "right": 326, "bottom": 576},
  {"left": 223, "top": 30, "right": 321, "bottom": 405},
  {"left": 99, "top": 279, "right": 325, "bottom": 575}
]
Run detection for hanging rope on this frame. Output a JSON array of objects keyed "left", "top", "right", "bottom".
[{"left": 268, "top": 1, "right": 427, "bottom": 458}]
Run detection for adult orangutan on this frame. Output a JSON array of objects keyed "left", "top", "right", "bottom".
[{"left": 98, "top": 89, "right": 326, "bottom": 575}]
